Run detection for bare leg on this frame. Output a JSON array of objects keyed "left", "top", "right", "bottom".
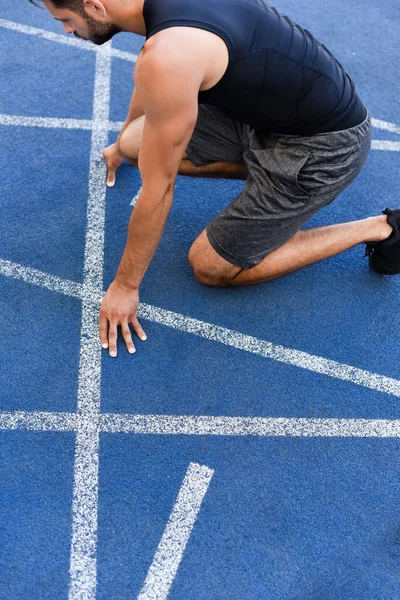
[
  {"left": 232, "top": 216, "right": 392, "bottom": 285},
  {"left": 119, "top": 116, "right": 249, "bottom": 179},
  {"left": 189, "top": 216, "right": 393, "bottom": 287},
  {"left": 125, "top": 155, "right": 248, "bottom": 180}
]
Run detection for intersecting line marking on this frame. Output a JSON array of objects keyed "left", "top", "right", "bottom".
[
  {"left": 1, "top": 257, "right": 400, "bottom": 398},
  {"left": 1, "top": 11, "right": 400, "bottom": 600}
]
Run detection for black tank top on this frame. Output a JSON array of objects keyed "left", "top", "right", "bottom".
[{"left": 143, "top": 0, "right": 367, "bottom": 135}]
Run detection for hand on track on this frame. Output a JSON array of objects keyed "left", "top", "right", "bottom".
[
  {"left": 99, "top": 281, "right": 147, "bottom": 357},
  {"left": 102, "top": 142, "right": 124, "bottom": 187}
]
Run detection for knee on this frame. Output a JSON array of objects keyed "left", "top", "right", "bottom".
[
  {"left": 188, "top": 242, "right": 229, "bottom": 287},
  {"left": 119, "top": 119, "right": 144, "bottom": 162},
  {"left": 119, "top": 129, "right": 138, "bottom": 162}
]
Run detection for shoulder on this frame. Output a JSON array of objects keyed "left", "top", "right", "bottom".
[{"left": 135, "top": 28, "right": 209, "bottom": 90}]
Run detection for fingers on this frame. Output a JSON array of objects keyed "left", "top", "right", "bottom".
[
  {"left": 99, "top": 318, "right": 146, "bottom": 357},
  {"left": 131, "top": 316, "right": 147, "bottom": 342},
  {"left": 121, "top": 321, "right": 136, "bottom": 355},
  {"left": 106, "top": 165, "right": 116, "bottom": 188},
  {"left": 99, "top": 312, "right": 109, "bottom": 350},
  {"left": 102, "top": 144, "right": 121, "bottom": 188},
  {"left": 108, "top": 321, "right": 118, "bottom": 358}
]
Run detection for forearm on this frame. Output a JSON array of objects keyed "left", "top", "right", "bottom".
[{"left": 115, "top": 189, "right": 173, "bottom": 289}]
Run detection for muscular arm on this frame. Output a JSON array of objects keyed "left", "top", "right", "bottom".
[
  {"left": 114, "top": 43, "right": 204, "bottom": 289},
  {"left": 99, "top": 29, "right": 223, "bottom": 355}
]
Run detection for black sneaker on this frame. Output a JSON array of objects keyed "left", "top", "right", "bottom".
[{"left": 365, "top": 207, "right": 400, "bottom": 274}]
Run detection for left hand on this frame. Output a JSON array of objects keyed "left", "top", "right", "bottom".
[{"left": 99, "top": 280, "right": 147, "bottom": 357}]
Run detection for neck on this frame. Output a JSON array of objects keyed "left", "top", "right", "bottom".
[{"left": 114, "top": 0, "right": 147, "bottom": 36}]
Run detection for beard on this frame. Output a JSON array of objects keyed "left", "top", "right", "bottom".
[{"left": 75, "top": 13, "right": 122, "bottom": 45}]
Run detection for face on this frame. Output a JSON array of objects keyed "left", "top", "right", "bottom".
[{"left": 43, "top": 0, "right": 121, "bottom": 45}]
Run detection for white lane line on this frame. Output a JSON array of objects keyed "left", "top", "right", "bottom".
[
  {"left": 0, "top": 114, "right": 94, "bottom": 130},
  {"left": 137, "top": 303, "right": 400, "bottom": 398},
  {"left": 2, "top": 410, "right": 400, "bottom": 438},
  {"left": 138, "top": 463, "right": 214, "bottom": 600},
  {"left": 0, "top": 18, "right": 137, "bottom": 62},
  {"left": 131, "top": 186, "right": 142, "bottom": 206},
  {"left": 0, "top": 259, "right": 83, "bottom": 299},
  {"left": 1, "top": 259, "right": 400, "bottom": 399},
  {"left": 2, "top": 113, "right": 400, "bottom": 151},
  {"left": 371, "top": 140, "right": 400, "bottom": 152},
  {"left": 0, "top": 18, "right": 94, "bottom": 51},
  {"left": 101, "top": 413, "right": 400, "bottom": 437},
  {"left": 111, "top": 48, "right": 138, "bottom": 63},
  {"left": 0, "top": 411, "right": 78, "bottom": 431},
  {"left": 371, "top": 118, "right": 400, "bottom": 135},
  {"left": 68, "top": 42, "right": 111, "bottom": 600},
  {"left": 108, "top": 120, "right": 124, "bottom": 132}
]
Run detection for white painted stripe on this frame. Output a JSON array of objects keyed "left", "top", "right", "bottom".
[
  {"left": 0, "top": 114, "right": 93, "bottom": 131},
  {"left": 0, "top": 411, "right": 78, "bottom": 431},
  {"left": 101, "top": 413, "right": 400, "bottom": 438},
  {"left": 108, "top": 120, "right": 124, "bottom": 132},
  {"left": 2, "top": 410, "right": 400, "bottom": 438},
  {"left": 0, "top": 259, "right": 83, "bottom": 299},
  {"left": 130, "top": 186, "right": 142, "bottom": 206},
  {"left": 138, "top": 463, "right": 214, "bottom": 600},
  {"left": 2, "top": 113, "right": 400, "bottom": 152},
  {"left": 110, "top": 48, "right": 138, "bottom": 63},
  {"left": 68, "top": 42, "right": 112, "bottom": 600},
  {"left": 371, "top": 140, "right": 400, "bottom": 152},
  {"left": 0, "top": 114, "right": 124, "bottom": 135},
  {"left": 0, "top": 18, "right": 137, "bottom": 62},
  {"left": 137, "top": 303, "right": 400, "bottom": 398},
  {"left": 371, "top": 118, "right": 400, "bottom": 135},
  {"left": 0, "top": 18, "right": 95, "bottom": 51},
  {"left": 1, "top": 258, "right": 400, "bottom": 399}
]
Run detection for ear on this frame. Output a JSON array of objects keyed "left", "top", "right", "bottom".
[{"left": 83, "top": 0, "right": 108, "bottom": 20}]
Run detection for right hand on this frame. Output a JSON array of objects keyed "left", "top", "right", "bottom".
[{"left": 102, "top": 141, "right": 124, "bottom": 187}]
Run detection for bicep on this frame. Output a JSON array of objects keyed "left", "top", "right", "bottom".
[
  {"left": 135, "top": 49, "right": 202, "bottom": 195},
  {"left": 138, "top": 104, "right": 198, "bottom": 195}
]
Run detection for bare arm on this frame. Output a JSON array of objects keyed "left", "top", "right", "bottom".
[
  {"left": 99, "top": 31, "right": 207, "bottom": 356},
  {"left": 115, "top": 46, "right": 203, "bottom": 288}
]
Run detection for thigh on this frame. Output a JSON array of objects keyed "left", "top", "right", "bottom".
[
  {"left": 185, "top": 104, "right": 249, "bottom": 167},
  {"left": 205, "top": 113, "right": 372, "bottom": 270}
]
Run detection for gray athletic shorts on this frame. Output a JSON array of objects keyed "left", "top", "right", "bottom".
[{"left": 185, "top": 104, "right": 372, "bottom": 269}]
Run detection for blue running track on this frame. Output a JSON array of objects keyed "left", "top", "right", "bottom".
[{"left": 0, "top": 0, "right": 399, "bottom": 598}]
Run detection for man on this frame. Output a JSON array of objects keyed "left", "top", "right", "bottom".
[{"left": 32, "top": 0, "right": 399, "bottom": 358}]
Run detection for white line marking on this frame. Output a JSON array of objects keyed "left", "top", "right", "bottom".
[
  {"left": 0, "top": 259, "right": 83, "bottom": 299},
  {"left": 2, "top": 410, "right": 400, "bottom": 438},
  {"left": 371, "top": 140, "right": 400, "bottom": 152},
  {"left": 109, "top": 120, "right": 125, "bottom": 131},
  {"left": 137, "top": 303, "right": 400, "bottom": 398},
  {"left": 101, "top": 413, "right": 400, "bottom": 437},
  {"left": 0, "top": 114, "right": 126, "bottom": 133},
  {"left": 371, "top": 118, "right": 400, "bottom": 136},
  {"left": 68, "top": 42, "right": 111, "bottom": 600},
  {"left": 0, "top": 411, "right": 78, "bottom": 431},
  {"left": 0, "top": 114, "right": 94, "bottom": 131},
  {"left": 2, "top": 113, "right": 400, "bottom": 152},
  {"left": 0, "top": 18, "right": 137, "bottom": 62},
  {"left": 111, "top": 48, "right": 139, "bottom": 62},
  {"left": 1, "top": 258, "right": 400, "bottom": 398},
  {"left": 130, "top": 186, "right": 142, "bottom": 206},
  {"left": 0, "top": 18, "right": 95, "bottom": 51},
  {"left": 138, "top": 463, "right": 214, "bottom": 600}
]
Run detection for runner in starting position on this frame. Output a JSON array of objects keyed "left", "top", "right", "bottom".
[{"left": 32, "top": 0, "right": 400, "bottom": 357}]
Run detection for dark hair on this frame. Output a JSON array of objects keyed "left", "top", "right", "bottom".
[{"left": 29, "top": 0, "right": 87, "bottom": 17}]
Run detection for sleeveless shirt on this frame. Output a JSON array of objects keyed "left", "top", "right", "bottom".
[{"left": 143, "top": 0, "right": 367, "bottom": 136}]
